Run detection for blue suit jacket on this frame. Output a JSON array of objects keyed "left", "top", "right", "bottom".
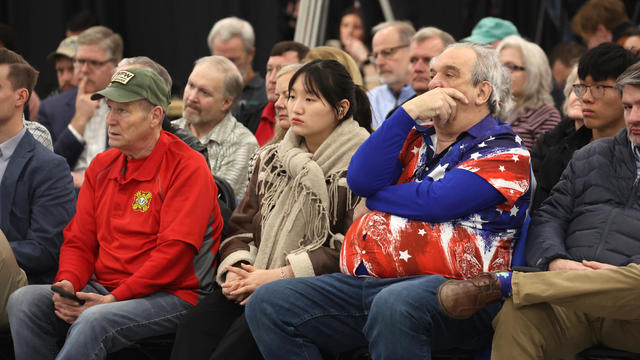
[
  {"left": 1, "top": 131, "right": 76, "bottom": 283},
  {"left": 37, "top": 87, "right": 87, "bottom": 168}
]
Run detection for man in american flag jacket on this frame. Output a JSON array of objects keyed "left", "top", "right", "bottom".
[{"left": 244, "top": 42, "right": 531, "bottom": 359}]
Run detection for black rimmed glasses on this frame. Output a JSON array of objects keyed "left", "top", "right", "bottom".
[
  {"left": 73, "top": 58, "right": 114, "bottom": 70},
  {"left": 369, "top": 44, "right": 409, "bottom": 63},
  {"left": 572, "top": 84, "right": 617, "bottom": 99}
]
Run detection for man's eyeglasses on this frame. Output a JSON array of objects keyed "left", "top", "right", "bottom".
[
  {"left": 572, "top": 84, "right": 618, "bottom": 99},
  {"left": 503, "top": 63, "right": 526, "bottom": 72},
  {"left": 73, "top": 58, "right": 113, "bottom": 70},
  {"left": 369, "top": 44, "right": 409, "bottom": 63}
]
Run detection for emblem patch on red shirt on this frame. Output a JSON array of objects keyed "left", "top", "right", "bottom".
[{"left": 132, "top": 190, "right": 152, "bottom": 212}]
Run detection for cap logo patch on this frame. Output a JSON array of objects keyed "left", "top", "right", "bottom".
[{"left": 112, "top": 70, "right": 135, "bottom": 85}]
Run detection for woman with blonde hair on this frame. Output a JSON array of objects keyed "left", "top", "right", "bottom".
[
  {"left": 497, "top": 35, "right": 561, "bottom": 150},
  {"left": 267, "top": 63, "right": 303, "bottom": 145},
  {"left": 304, "top": 45, "right": 364, "bottom": 86}
]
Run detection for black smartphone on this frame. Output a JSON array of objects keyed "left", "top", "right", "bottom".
[{"left": 51, "top": 285, "right": 86, "bottom": 305}]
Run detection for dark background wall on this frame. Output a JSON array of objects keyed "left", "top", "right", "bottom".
[{"left": 1, "top": 0, "right": 638, "bottom": 98}]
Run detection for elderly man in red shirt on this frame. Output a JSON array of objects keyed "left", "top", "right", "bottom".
[{"left": 7, "top": 67, "right": 223, "bottom": 360}]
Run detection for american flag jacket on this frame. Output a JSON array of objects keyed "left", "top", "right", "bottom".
[{"left": 341, "top": 108, "right": 531, "bottom": 279}]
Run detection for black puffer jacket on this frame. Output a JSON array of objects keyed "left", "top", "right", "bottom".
[
  {"left": 530, "top": 119, "right": 592, "bottom": 214},
  {"left": 527, "top": 129, "right": 640, "bottom": 268}
]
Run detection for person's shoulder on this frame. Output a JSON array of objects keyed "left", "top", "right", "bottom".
[
  {"left": 40, "top": 87, "right": 77, "bottom": 108},
  {"left": 21, "top": 133, "right": 69, "bottom": 172},
  {"left": 229, "top": 117, "right": 259, "bottom": 145},
  {"left": 164, "top": 131, "right": 210, "bottom": 165},
  {"left": 367, "top": 84, "right": 387, "bottom": 97}
]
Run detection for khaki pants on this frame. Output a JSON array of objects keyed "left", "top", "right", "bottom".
[
  {"left": 0, "top": 230, "right": 28, "bottom": 329},
  {"left": 491, "top": 264, "right": 640, "bottom": 360}
]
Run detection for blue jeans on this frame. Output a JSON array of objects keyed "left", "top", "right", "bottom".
[
  {"left": 6, "top": 281, "right": 192, "bottom": 360},
  {"left": 245, "top": 273, "right": 500, "bottom": 360}
]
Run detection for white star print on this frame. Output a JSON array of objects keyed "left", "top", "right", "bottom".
[
  {"left": 496, "top": 208, "right": 504, "bottom": 214},
  {"left": 399, "top": 250, "right": 412, "bottom": 262},
  {"left": 487, "top": 136, "right": 495, "bottom": 141},
  {"left": 512, "top": 155, "right": 519, "bottom": 162},
  {"left": 499, "top": 165, "right": 505, "bottom": 172},
  {"left": 428, "top": 163, "right": 448, "bottom": 181},
  {"left": 510, "top": 206, "right": 519, "bottom": 217},
  {"left": 417, "top": 228, "right": 426, "bottom": 236},
  {"left": 515, "top": 136, "right": 522, "bottom": 144},
  {"left": 459, "top": 144, "right": 465, "bottom": 150},
  {"left": 411, "top": 146, "right": 420, "bottom": 155},
  {"left": 478, "top": 142, "right": 487, "bottom": 148},
  {"left": 470, "top": 152, "right": 481, "bottom": 160}
]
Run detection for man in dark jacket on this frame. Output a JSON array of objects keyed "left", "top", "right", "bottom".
[
  {"left": 531, "top": 43, "right": 636, "bottom": 211},
  {"left": 437, "top": 61, "right": 640, "bottom": 359},
  {"left": 0, "top": 49, "right": 75, "bottom": 329}
]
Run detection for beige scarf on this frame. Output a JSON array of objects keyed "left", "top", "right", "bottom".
[{"left": 254, "top": 118, "right": 369, "bottom": 271}]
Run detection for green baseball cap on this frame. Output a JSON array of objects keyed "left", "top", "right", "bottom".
[
  {"left": 462, "top": 17, "right": 520, "bottom": 44},
  {"left": 91, "top": 67, "right": 170, "bottom": 111}
]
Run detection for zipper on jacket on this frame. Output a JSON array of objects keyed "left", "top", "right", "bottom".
[{"left": 594, "top": 176, "right": 640, "bottom": 259}]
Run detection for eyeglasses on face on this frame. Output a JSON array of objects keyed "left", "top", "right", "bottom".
[
  {"left": 572, "top": 83, "right": 618, "bottom": 99},
  {"left": 502, "top": 63, "right": 526, "bottom": 72},
  {"left": 73, "top": 58, "right": 113, "bottom": 69},
  {"left": 369, "top": 44, "right": 409, "bottom": 63}
]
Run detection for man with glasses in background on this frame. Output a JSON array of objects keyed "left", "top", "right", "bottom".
[
  {"left": 367, "top": 21, "right": 415, "bottom": 129},
  {"left": 530, "top": 42, "right": 636, "bottom": 211},
  {"left": 38, "top": 26, "right": 122, "bottom": 188}
]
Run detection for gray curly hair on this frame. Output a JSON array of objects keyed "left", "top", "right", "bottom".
[{"left": 434, "top": 42, "right": 513, "bottom": 120}]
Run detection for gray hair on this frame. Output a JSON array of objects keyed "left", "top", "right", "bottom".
[
  {"left": 194, "top": 55, "right": 243, "bottom": 109},
  {"left": 77, "top": 26, "right": 123, "bottom": 61},
  {"left": 276, "top": 63, "right": 303, "bottom": 79},
  {"left": 497, "top": 35, "right": 553, "bottom": 114},
  {"left": 412, "top": 27, "right": 455, "bottom": 47},
  {"left": 562, "top": 65, "right": 579, "bottom": 116},
  {"left": 372, "top": 21, "right": 416, "bottom": 44},
  {"left": 616, "top": 61, "right": 640, "bottom": 90},
  {"left": 118, "top": 56, "right": 172, "bottom": 90},
  {"left": 437, "top": 43, "right": 514, "bottom": 120},
  {"left": 207, "top": 17, "right": 255, "bottom": 53}
]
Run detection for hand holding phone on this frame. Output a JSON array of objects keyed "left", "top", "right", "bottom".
[{"left": 51, "top": 285, "right": 86, "bottom": 305}]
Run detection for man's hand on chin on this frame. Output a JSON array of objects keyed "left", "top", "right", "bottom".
[{"left": 402, "top": 87, "right": 468, "bottom": 125}]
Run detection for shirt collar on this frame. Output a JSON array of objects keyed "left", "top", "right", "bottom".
[
  {"left": 108, "top": 130, "right": 169, "bottom": 182},
  {"left": 202, "top": 112, "right": 236, "bottom": 144},
  {"left": 0, "top": 127, "right": 27, "bottom": 160}
]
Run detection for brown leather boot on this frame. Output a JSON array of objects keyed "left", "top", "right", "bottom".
[{"left": 437, "top": 272, "right": 502, "bottom": 319}]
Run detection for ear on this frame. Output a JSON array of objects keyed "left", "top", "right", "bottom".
[
  {"left": 221, "top": 97, "right": 234, "bottom": 113},
  {"left": 474, "top": 81, "right": 492, "bottom": 106},
  {"left": 149, "top": 106, "right": 164, "bottom": 128},
  {"left": 337, "top": 99, "right": 350, "bottom": 120},
  {"left": 15, "top": 88, "right": 29, "bottom": 108},
  {"left": 247, "top": 46, "right": 256, "bottom": 61}
]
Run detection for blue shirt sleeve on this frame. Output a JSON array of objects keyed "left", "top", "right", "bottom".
[
  {"left": 347, "top": 107, "right": 416, "bottom": 197},
  {"left": 365, "top": 168, "right": 505, "bottom": 222}
]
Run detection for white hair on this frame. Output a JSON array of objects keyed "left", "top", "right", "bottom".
[
  {"left": 207, "top": 16, "right": 255, "bottom": 53},
  {"left": 412, "top": 27, "right": 455, "bottom": 47},
  {"left": 497, "top": 35, "right": 553, "bottom": 114},
  {"left": 436, "top": 42, "right": 514, "bottom": 120},
  {"left": 194, "top": 56, "right": 243, "bottom": 109}
]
